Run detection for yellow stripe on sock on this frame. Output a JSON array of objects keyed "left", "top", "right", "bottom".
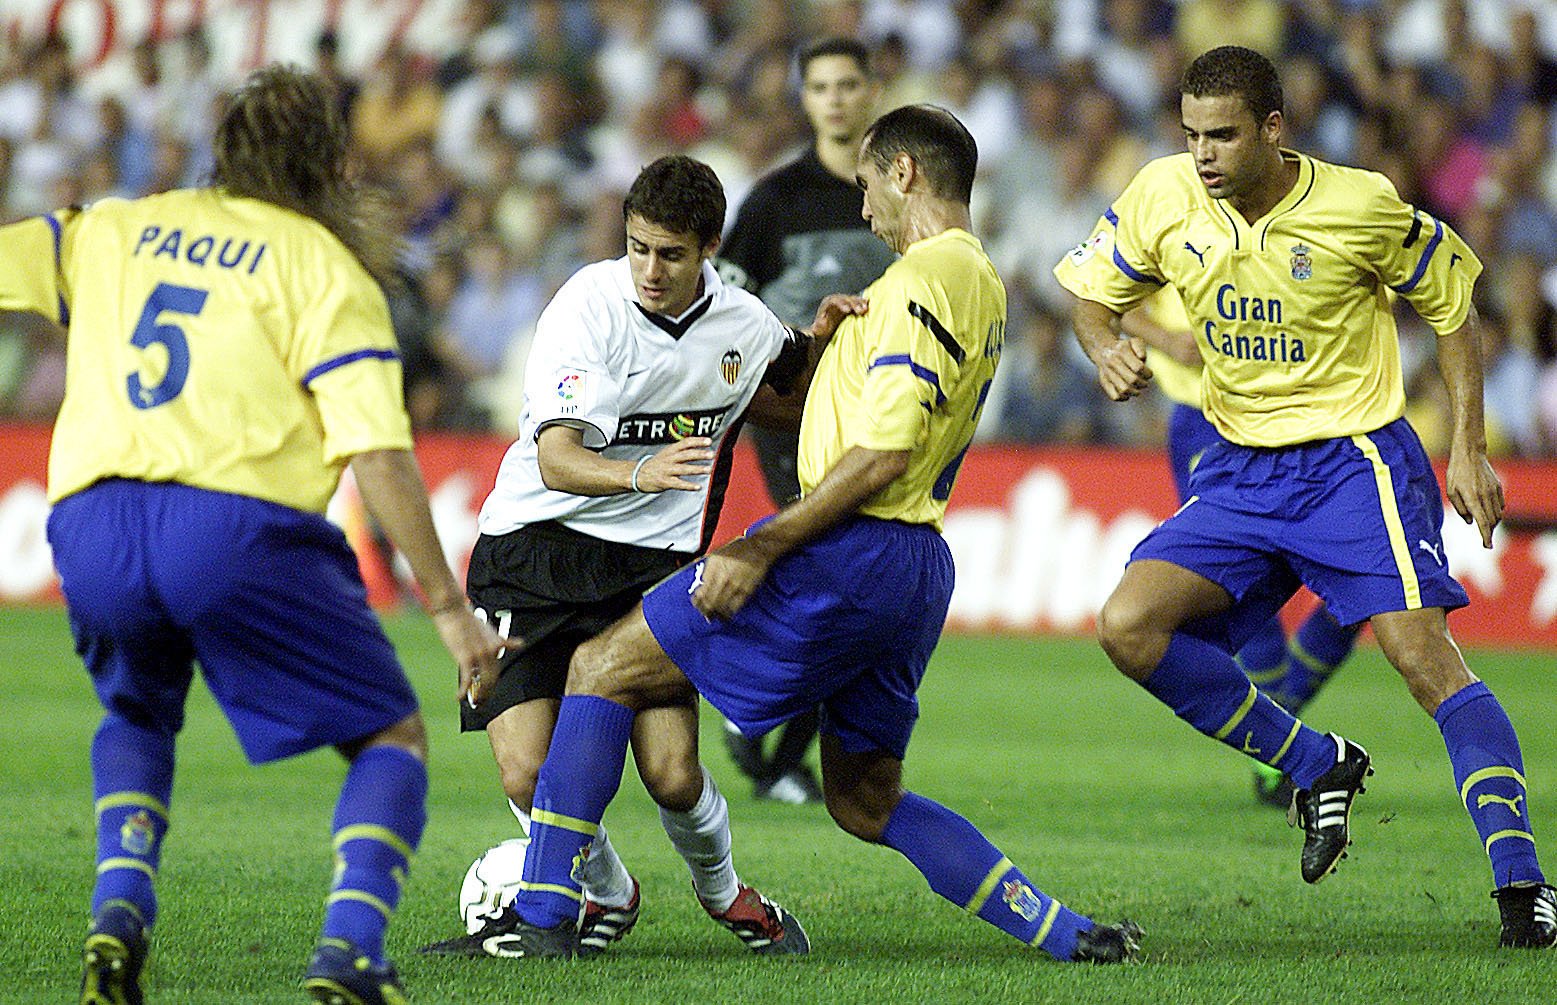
[
  {"left": 327, "top": 889, "right": 393, "bottom": 919},
  {"left": 1350, "top": 434, "right": 1420, "bottom": 609},
  {"left": 1213, "top": 683, "right": 1259, "bottom": 741},
  {"left": 963, "top": 856, "right": 1013, "bottom": 913},
  {"left": 515, "top": 880, "right": 585, "bottom": 904},
  {"left": 1287, "top": 638, "right": 1334, "bottom": 677},
  {"left": 97, "top": 858, "right": 155, "bottom": 878},
  {"left": 1459, "top": 766, "right": 1527, "bottom": 809},
  {"left": 95, "top": 792, "right": 169, "bottom": 818},
  {"left": 1244, "top": 664, "right": 1286, "bottom": 686},
  {"left": 531, "top": 807, "right": 600, "bottom": 838},
  {"left": 1268, "top": 720, "right": 1302, "bottom": 767},
  {"left": 333, "top": 824, "right": 413, "bottom": 860},
  {"left": 1027, "top": 899, "right": 1063, "bottom": 948},
  {"left": 1486, "top": 830, "right": 1537, "bottom": 854}
]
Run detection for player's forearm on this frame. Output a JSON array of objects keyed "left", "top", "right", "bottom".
[
  {"left": 1120, "top": 309, "right": 1200, "bottom": 367},
  {"left": 536, "top": 432, "right": 638, "bottom": 496},
  {"left": 1072, "top": 297, "right": 1125, "bottom": 366},
  {"left": 349, "top": 447, "right": 465, "bottom": 613},
  {"left": 1435, "top": 315, "right": 1489, "bottom": 455},
  {"left": 745, "top": 446, "right": 909, "bottom": 562}
]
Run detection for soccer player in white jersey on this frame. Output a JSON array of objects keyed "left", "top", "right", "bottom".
[
  {"left": 420, "top": 155, "right": 864, "bottom": 959},
  {"left": 1055, "top": 45, "right": 1554, "bottom": 947},
  {"left": 473, "top": 105, "right": 1143, "bottom": 965},
  {"left": 0, "top": 66, "right": 508, "bottom": 1005}
]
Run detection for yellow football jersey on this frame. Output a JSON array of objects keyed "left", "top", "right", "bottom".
[
  {"left": 798, "top": 228, "right": 1005, "bottom": 530},
  {"left": 0, "top": 190, "right": 412, "bottom": 512},
  {"left": 1054, "top": 151, "right": 1481, "bottom": 447},
  {"left": 1136, "top": 285, "right": 1202, "bottom": 409}
]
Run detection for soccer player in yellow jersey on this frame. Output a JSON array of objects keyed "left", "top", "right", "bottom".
[
  {"left": 0, "top": 67, "right": 508, "bottom": 1004},
  {"left": 469, "top": 105, "right": 1142, "bottom": 963},
  {"left": 1126, "top": 286, "right": 1361, "bottom": 808},
  {"left": 1055, "top": 46, "right": 1554, "bottom": 947}
]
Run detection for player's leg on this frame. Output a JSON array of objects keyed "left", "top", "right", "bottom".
[
  {"left": 157, "top": 488, "right": 423, "bottom": 999},
  {"left": 494, "top": 608, "right": 691, "bottom": 956},
  {"left": 633, "top": 704, "right": 804, "bottom": 952},
  {"left": 1271, "top": 603, "right": 1362, "bottom": 712},
  {"left": 1098, "top": 559, "right": 1342, "bottom": 787},
  {"left": 50, "top": 482, "right": 191, "bottom": 1005},
  {"left": 1370, "top": 606, "right": 1554, "bottom": 947},
  {"left": 818, "top": 736, "right": 1139, "bottom": 962}
]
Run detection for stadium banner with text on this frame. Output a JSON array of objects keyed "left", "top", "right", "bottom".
[{"left": 4, "top": 420, "right": 1557, "bottom": 648}]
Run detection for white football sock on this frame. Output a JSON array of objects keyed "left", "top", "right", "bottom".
[
  {"left": 659, "top": 767, "right": 739, "bottom": 912},
  {"left": 578, "top": 822, "right": 636, "bottom": 908}
]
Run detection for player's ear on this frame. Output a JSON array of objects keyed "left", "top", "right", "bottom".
[
  {"left": 1262, "top": 109, "right": 1283, "bottom": 144},
  {"left": 701, "top": 234, "right": 721, "bottom": 260},
  {"left": 892, "top": 151, "right": 915, "bottom": 192}
]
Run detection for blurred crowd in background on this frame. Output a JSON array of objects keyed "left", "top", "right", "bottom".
[{"left": 4, "top": 0, "right": 1557, "bottom": 459}]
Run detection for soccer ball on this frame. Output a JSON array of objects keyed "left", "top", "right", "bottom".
[{"left": 458, "top": 838, "right": 528, "bottom": 934}]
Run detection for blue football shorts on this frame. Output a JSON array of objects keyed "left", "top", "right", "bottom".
[
  {"left": 1166, "top": 402, "right": 1221, "bottom": 503},
  {"left": 642, "top": 515, "right": 953, "bottom": 761},
  {"left": 47, "top": 479, "right": 418, "bottom": 763},
  {"left": 1132, "top": 416, "right": 1469, "bottom": 646}
]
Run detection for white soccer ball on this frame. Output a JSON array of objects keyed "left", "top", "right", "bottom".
[{"left": 458, "top": 838, "right": 528, "bottom": 934}]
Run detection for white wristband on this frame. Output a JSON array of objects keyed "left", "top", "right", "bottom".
[{"left": 630, "top": 455, "right": 651, "bottom": 493}]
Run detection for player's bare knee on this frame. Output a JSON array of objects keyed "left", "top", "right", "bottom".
[
  {"left": 1097, "top": 594, "right": 1159, "bottom": 680},
  {"left": 496, "top": 754, "right": 541, "bottom": 811},
  {"left": 825, "top": 790, "right": 889, "bottom": 842},
  {"left": 641, "top": 754, "right": 702, "bottom": 813},
  {"left": 566, "top": 633, "right": 619, "bottom": 699},
  {"left": 351, "top": 711, "right": 427, "bottom": 762}
]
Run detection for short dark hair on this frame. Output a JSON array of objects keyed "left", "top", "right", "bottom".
[
  {"left": 861, "top": 104, "right": 978, "bottom": 204},
  {"left": 799, "top": 37, "right": 871, "bottom": 79},
  {"left": 1180, "top": 46, "right": 1284, "bottom": 122},
  {"left": 622, "top": 155, "right": 726, "bottom": 247}
]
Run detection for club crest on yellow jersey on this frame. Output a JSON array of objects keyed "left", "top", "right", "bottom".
[{"left": 1290, "top": 243, "right": 1313, "bottom": 281}]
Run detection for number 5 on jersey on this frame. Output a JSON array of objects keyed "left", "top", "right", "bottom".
[{"left": 128, "top": 282, "right": 208, "bottom": 409}]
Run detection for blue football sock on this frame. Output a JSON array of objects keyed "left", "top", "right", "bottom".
[
  {"left": 880, "top": 792, "right": 1090, "bottom": 960},
  {"left": 1143, "top": 632, "right": 1336, "bottom": 789},
  {"left": 91, "top": 714, "right": 175, "bottom": 928},
  {"left": 513, "top": 696, "right": 635, "bottom": 929},
  {"left": 1234, "top": 617, "right": 1288, "bottom": 691},
  {"left": 1435, "top": 682, "right": 1545, "bottom": 888},
  {"left": 321, "top": 745, "right": 426, "bottom": 964},
  {"left": 1276, "top": 606, "right": 1359, "bottom": 712}
]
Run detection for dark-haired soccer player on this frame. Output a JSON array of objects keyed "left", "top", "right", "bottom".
[
  {"left": 0, "top": 66, "right": 510, "bottom": 1005},
  {"left": 1056, "top": 45, "right": 1555, "bottom": 947},
  {"left": 418, "top": 154, "right": 857, "bottom": 960},
  {"left": 474, "top": 104, "right": 1141, "bottom": 964},
  {"left": 715, "top": 36, "right": 898, "bottom": 804}
]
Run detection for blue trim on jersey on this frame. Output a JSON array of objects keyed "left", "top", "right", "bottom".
[
  {"left": 1104, "top": 206, "right": 1119, "bottom": 226},
  {"left": 302, "top": 348, "right": 400, "bottom": 387},
  {"left": 1391, "top": 216, "right": 1443, "bottom": 294},
  {"left": 1112, "top": 247, "right": 1161, "bottom": 285},
  {"left": 870, "top": 353, "right": 946, "bottom": 406},
  {"left": 41, "top": 212, "right": 69, "bottom": 326}
]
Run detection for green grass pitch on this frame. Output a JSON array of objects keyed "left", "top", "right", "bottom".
[{"left": 1, "top": 605, "right": 1552, "bottom": 1003}]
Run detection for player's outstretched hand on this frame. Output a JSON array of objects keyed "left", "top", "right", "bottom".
[
  {"left": 690, "top": 537, "right": 775, "bottom": 621},
  {"left": 637, "top": 437, "right": 715, "bottom": 492},
  {"left": 431, "top": 605, "right": 519, "bottom": 708},
  {"left": 1446, "top": 449, "right": 1504, "bottom": 549},
  {"left": 1096, "top": 335, "right": 1153, "bottom": 401},
  {"left": 809, "top": 293, "right": 869, "bottom": 342}
]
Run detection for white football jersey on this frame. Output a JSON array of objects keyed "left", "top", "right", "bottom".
[{"left": 477, "top": 257, "right": 793, "bottom": 552}]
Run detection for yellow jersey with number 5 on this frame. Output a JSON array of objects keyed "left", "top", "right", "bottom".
[
  {"left": 798, "top": 228, "right": 1005, "bottom": 531},
  {"left": 0, "top": 190, "right": 411, "bottom": 512}
]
